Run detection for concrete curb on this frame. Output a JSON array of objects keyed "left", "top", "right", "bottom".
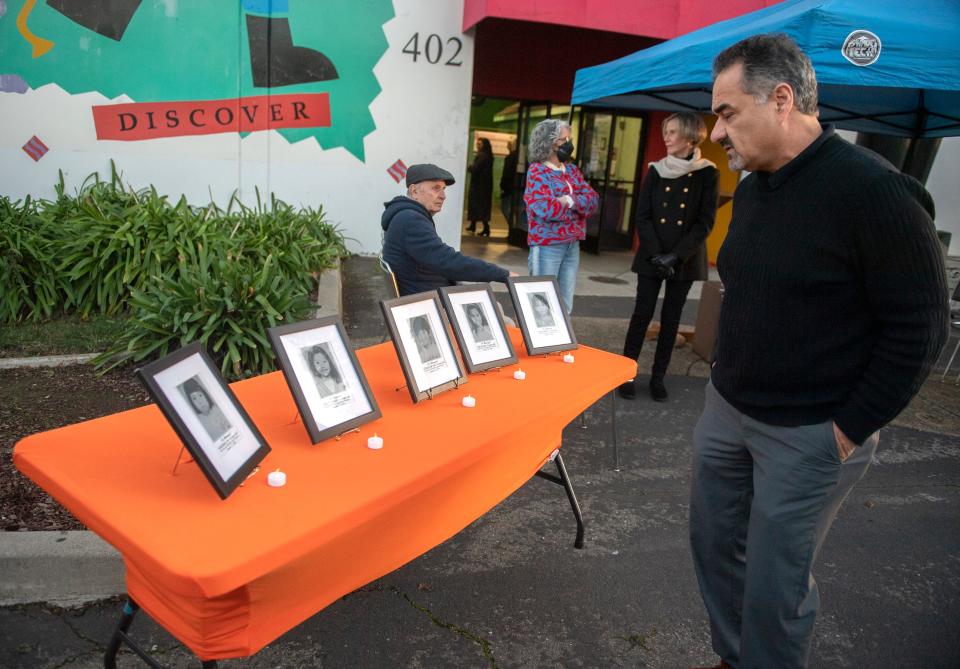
[
  {"left": 0, "top": 531, "right": 125, "bottom": 607},
  {"left": 0, "top": 353, "right": 99, "bottom": 370},
  {"left": 1, "top": 263, "right": 343, "bottom": 606}
]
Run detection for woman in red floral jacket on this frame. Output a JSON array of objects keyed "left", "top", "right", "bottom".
[{"left": 523, "top": 119, "right": 599, "bottom": 314}]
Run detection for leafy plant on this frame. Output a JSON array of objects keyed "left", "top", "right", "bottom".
[
  {"left": 4, "top": 165, "right": 346, "bottom": 379},
  {"left": 96, "top": 243, "right": 313, "bottom": 379},
  {"left": 0, "top": 195, "right": 61, "bottom": 323}
]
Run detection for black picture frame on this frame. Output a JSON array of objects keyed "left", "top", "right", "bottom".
[
  {"left": 438, "top": 284, "right": 518, "bottom": 373},
  {"left": 135, "top": 342, "right": 271, "bottom": 500},
  {"left": 380, "top": 291, "right": 467, "bottom": 403},
  {"left": 507, "top": 276, "right": 578, "bottom": 355},
  {"left": 267, "top": 316, "right": 381, "bottom": 444}
]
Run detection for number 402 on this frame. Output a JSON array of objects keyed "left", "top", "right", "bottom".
[{"left": 402, "top": 33, "right": 463, "bottom": 66}]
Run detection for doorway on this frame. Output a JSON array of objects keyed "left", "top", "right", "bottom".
[{"left": 578, "top": 110, "right": 646, "bottom": 253}]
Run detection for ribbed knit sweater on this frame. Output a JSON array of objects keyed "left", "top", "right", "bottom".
[{"left": 712, "top": 126, "right": 949, "bottom": 445}]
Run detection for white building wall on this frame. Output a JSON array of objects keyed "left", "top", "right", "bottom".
[{"left": 0, "top": 0, "right": 474, "bottom": 255}]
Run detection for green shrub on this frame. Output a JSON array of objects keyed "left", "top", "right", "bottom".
[
  {"left": 4, "top": 165, "right": 347, "bottom": 379},
  {"left": 54, "top": 166, "right": 207, "bottom": 318},
  {"left": 0, "top": 195, "right": 61, "bottom": 323},
  {"left": 96, "top": 243, "right": 314, "bottom": 379}
]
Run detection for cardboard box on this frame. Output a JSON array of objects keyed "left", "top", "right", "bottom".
[{"left": 693, "top": 281, "right": 724, "bottom": 362}]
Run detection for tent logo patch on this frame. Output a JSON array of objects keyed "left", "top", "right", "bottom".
[{"left": 842, "top": 30, "right": 881, "bottom": 67}]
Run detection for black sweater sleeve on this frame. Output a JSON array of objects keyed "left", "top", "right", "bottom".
[{"left": 833, "top": 172, "right": 949, "bottom": 443}]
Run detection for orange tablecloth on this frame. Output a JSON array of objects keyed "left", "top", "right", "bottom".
[{"left": 14, "top": 331, "right": 633, "bottom": 660}]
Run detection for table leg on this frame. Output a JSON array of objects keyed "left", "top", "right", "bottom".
[
  {"left": 535, "top": 452, "right": 585, "bottom": 549},
  {"left": 612, "top": 390, "right": 620, "bottom": 470},
  {"left": 104, "top": 597, "right": 219, "bottom": 668}
]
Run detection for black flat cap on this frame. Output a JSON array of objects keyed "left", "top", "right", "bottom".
[{"left": 405, "top": 163, "right": 455, "bottom": 186}]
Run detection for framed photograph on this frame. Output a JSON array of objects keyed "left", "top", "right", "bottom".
[
  {"left": 135, "top": 342, "right": 271, "bottom": 500},
  {"left": 267, "top": 316, "right": 381, "bottom": 444},
  {"left": 507, "top": 276, "right": 578, "bottom": 355},
  {"left": 380, "top": 291, "right": 467, "bottom": 403},
  {"left": 438, "top": 285, "right": 517, "bottom": 373}
]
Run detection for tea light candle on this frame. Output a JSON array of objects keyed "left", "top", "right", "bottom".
[
  {"left": 267, "top": 469, "right": 286, "bottom": 487},
  {"left": 563, "top": 353, "right": 575, "bottom": 364},
  {"left": 513, "top": 369, "right": 526, "bottom": 380},
  {"left": 462, "top": 394, "right": 476, "bottom": 408},
  {"left": 367, "top": 433, "right": 384, "bottom": 450}
]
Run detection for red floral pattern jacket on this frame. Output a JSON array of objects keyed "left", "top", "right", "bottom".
[{"left": 523, "top": 162, "right": 599, "bottom": 246}]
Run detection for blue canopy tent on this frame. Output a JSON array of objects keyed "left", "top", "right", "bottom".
[{"left": 571, "top": 0, "right": 960, "bottom": 138}]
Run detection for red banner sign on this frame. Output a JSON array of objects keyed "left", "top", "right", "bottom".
[{"left": 92, "top": 93, "right": 331, "bottom": 141}]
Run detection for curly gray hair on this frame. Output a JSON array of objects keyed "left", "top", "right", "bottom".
[
  {"left": 527, "top": 119, "right": 571, "bottom": 164},
  {"left": 712, "top": 33, "right": 818, "bottom": 115}
]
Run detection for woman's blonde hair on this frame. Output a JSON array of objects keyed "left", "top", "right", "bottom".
[{"left": 662, "top": 112, "right": 708, "bottom": 147}]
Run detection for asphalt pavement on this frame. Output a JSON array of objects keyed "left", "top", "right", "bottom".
[{"left": 2, "top": 237, "right": 959, "bottom": 668}]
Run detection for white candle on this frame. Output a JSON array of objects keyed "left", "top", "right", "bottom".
[
  {"left": 462, "top": 395, "right": 476, "bottom": 408},
  {"left": 367, "top": 433, "right": 384, "bottom": 450},
  {"left": 513, "top": 369, "right": 526, "bottom": 380},
  {"left": 563, "top": 353, "right": 575, "bottom": 364},
  {"left": 267, "top": 469, "right": 286, "bottom": 487}
]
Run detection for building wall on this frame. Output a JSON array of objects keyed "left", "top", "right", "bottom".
[
  {"left": 926, "top": 137, "right": 960, "bottom": 257},
  {"left": 0, "top": 0, "right": 475, "bottom": 254}
]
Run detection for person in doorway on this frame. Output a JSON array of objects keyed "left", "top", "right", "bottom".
[
  {"left": 467, "top": 137, "right": 494, "bottom": 236},
  {"left": 381, "top": 163, "right": 514, "bottom": 296},
  {"left": 690, "top": 33, "right": 948, "bottom": 669},
  {"left": 499, "top": 139, "right": 519, "bottom": 225},
  {"left": 523, "top": 119, "right": 599, "bottom": 314},
  {"left": 618, "top": 112, "right": 718, "bottom": 402}
]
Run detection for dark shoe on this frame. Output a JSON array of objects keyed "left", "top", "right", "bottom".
[
  {"left": 690, "top": 662, "right": 732, "bottom": 669},
  {"left": 617, "top": 381, "right": 637, "bottom": 399},
  {"left": 247, "top": 16, "right": 339, "bottom": 88},
  {"left": 649, "top": 376, "right": 668, "bottom": 402},
  {"left": 480, "top": 222, "right": 490, "bottom": 236},
  {"left": 466, "top": 223, "right": 476, "bottom": 233}
]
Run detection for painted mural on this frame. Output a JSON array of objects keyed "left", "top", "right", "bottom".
[
  {"left": 1, "top": 0, "right": 392, "bottom": 159},
  {"left": 0, "top": 1, "right": 476, "bottom": 254}
]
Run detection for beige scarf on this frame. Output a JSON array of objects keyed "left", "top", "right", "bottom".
[{"left": 650, "top": 148, "right": 715, "bottom": 179}]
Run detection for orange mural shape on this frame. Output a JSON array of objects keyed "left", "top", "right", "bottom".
[{"left": 17, "top": 0, "right": 55, "bottom": 58}]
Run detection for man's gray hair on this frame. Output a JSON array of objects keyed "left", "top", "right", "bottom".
[
  {"left": 528, "top": 119, "right": 571, "bottom": 163},
  {"left": 712, "top": 33, "right": 818, "bottom": 115}
]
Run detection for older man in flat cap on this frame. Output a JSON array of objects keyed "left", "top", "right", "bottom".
[{"left": 381, "top": 163, "right": 514, "bottom": 296}]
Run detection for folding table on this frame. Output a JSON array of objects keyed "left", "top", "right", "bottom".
[{"left": 14, "top": 331, "right": 633, "bottom": 665}]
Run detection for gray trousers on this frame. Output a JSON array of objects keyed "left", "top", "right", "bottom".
[{"left": 690, "top": 381, "right": 877, "bottom": 669}]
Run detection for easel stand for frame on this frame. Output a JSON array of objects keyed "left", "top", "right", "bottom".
[{"left": 105, "top": 599, "right": 219, "bottom": 668}]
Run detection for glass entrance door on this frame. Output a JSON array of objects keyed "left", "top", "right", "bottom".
[{"left": 578, "top": 111, "right": 645, "bottom": 253}]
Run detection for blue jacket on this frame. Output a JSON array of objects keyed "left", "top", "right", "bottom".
[{"left": 380, "top": 196, "right": 509, "bottom": 296}]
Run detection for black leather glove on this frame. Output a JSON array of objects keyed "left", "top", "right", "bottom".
[
  {"left": 649, "top": 253, "right": 678, "bottom": 279},
  {"left": 655, "top": 264, "right": 675, "bottom": 279},
  {"left": 651, "top": 253, "right": 679, "bottom": 268}
]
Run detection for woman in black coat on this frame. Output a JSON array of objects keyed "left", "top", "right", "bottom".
[
  {"left": 619, "top": 113, "right": 718, "bottom": 402},
  {"left": 467, "top": 137, "right": 494, "bottom": 236}
]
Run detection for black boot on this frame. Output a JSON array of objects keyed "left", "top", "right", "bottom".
[
  {"left": 480, "top": 221, "right": 490, "bottom": 236},
  {"left": 247, "top": 15, "right": 338, "bottom": 88},
  {"left": 649, "top": 376, "right": 668, "bottom": 402},
  {"left": 466, "top": 221, "right": 476, "bottom": 233},
  {"left": 617, "top": 380, "right": 637, "bottom": 400}
]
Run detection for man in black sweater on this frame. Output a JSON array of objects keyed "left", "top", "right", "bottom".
[
  {"left": 689, "top": 34, "right": 948, "bottom": 669},
  {"left": 381, "top": 163, "right": 512, "bottom": 296}
]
